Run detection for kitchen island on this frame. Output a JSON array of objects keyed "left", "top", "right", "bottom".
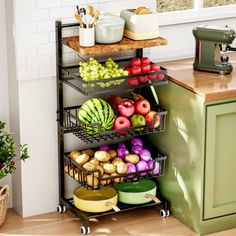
[{"left": 149, "top": 55, "right": 236, "bottom": 235}]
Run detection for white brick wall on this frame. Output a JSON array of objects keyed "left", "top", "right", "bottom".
[
  {"left": 15, "top": 0, "right": 36, "bottom": 11},
  {"left": 37, "top": 0, "right": 61, "bottom": 9},
  {"left": 14, "top": 0, "right": 156, "bottom": 81}
]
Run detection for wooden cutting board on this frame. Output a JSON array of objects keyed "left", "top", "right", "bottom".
[{"left": 62, "top": 36, "right": 168, "bottom": 55}]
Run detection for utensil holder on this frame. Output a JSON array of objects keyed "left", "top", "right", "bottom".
[{"left": 79, "top": 27, "right": 95, "bottom": 47}]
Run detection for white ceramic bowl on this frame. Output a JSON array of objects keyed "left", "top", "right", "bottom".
[{"left": 95, "top": 14, "right": 125, "bottom": 44}]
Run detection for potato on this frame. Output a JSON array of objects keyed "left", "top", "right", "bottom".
[
  {"left": 83, "top": 162, "right": 96, "bottom": 171},
  {"left": 64, "top": 165, "right": 74, "bottom": 177},
  {"left": 74, "top": 153, "right": 89, "bottom": 165},
  {"left": 81, "top": 149, "right": 94, "bottom": 157},
  {"left": 103, "top": 163, "right": 116, "bottom": 174},
  {"left": 100, "top": 174, "right": 111, "bottom": 185},
  {"left": 74, "top": 173, "right": 79, "bottom": 181},
  {"left": 89, "top": 157, "right": 99, "bottom": 166},
  {"left": 117, "top": 162, "right": 128, "bottom": 174},
  {"left": 125, "top": 154, "right": 139, "bottom": 164},
  {"left": 69, "top": 151, "right": 80, "bottom": 161},
  {"left": 107, "top": 149, "right": 117, "bottom": 159},
  {"left": 100, "top": 161, "right": 110, "bottom": 167},
  {"left": 110, "top": 172, "right": 123, "bottom": 183},
  {"left": 64, "top": 164, "right": 70, "bottom": 173},
  {"left": 94, "top": 150, "right": 110, "bottom": 162},
  {"left": 86, "top": 175, "right": 99, "bottom": 187},
  {"left": 111, "top": 157, "right": 124, "bottom": 166},
  {"left": 94, "top": 165, "right": 104, "bottom": 178}
]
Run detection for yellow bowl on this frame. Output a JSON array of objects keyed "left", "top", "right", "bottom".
[{"left": 73, "top": 186, "right": 118, "bottom": 213}]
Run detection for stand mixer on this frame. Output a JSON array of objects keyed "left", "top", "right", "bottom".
[{"left": 193, "top": 25, "right": 236, "bottom": 74}]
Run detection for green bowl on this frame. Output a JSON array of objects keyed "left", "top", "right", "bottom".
[{"left": 114, "top": 179, "right": 156, "bottom": 204}]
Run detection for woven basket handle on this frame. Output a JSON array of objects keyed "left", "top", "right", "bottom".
[{"left": 0, "top": 185, "right": 9, "bottom": 196}]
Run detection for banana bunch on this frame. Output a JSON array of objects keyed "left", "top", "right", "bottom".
[{"left": 134, "top": 6, "right": 151, "bottom": 15}]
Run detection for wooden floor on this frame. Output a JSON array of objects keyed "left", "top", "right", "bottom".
[{"left": 1, "top": 207, "right": 236, "bottom": 235}]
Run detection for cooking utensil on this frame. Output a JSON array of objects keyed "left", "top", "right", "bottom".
[
  {"left": 74, "top": 14, "right": 84, "bottom": 28},
  {"left": 73, "top": 186, "right": 120, "bottom": 213},
  {"left": 82, "top": 14, "right": 93, "bottom": 28},
  {"left": 95, "top": 14, "right": 124, "bottom": 44},
  {"left": 90, "top": 10, "right": 100, "bottom": 28},
  {"left": 114, "top": 179, "right": 160, "bottom": 204},
  {"left": 76, "top": 5, "right": 80, "bottom": 15},
  {"left": 79, "top": 7, "right": 86, "bottom": 17},
  {"left": 86, "top": 5, "right": 94, "bottom": 17}
]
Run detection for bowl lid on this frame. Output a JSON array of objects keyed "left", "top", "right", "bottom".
[
  {"left": 97, "top": 14, "right": 124, "bottom": 26},
  {"left": 73, "top": 186, "right": 117, "bottom": 200}
]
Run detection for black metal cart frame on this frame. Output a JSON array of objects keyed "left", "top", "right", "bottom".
[{"left": 55, "top": 20, "right": 170, "bottom": 235}]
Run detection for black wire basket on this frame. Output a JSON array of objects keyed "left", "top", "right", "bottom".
[
  {"left": 64, "top": 150, "right": 166, "bottom": 190},
  {"left": 61, "top": 61, "right": 168, "bottom": 95},
  {"left": 63, "top": 104, "right": 167, "bottom": 143}
]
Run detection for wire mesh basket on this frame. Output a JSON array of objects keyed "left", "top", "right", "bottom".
[
  {"left": 63, "top": 104, "right": 167, "bottom": 143},
  {"left": 61, "top": 62, "right": 168, "bottom": 95},
  {"left": 63, "top": 146, "right": 166, "bottom": 190}
]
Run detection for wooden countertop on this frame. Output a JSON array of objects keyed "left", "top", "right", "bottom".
[
  {"left": 160, "top": 54, "right": 236, "bottom": 102},
  {"left": 63, "top": 36, "right": 168, "bottom": 55}
]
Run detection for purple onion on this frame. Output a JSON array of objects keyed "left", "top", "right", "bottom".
[
  {"left": 131, "top": 145, "right": 143, "bottom": 155},
  {"left": 99, "top": 145, "right": 110, "bottom": 151},
  {"left": 148, "top": 160, "right": 160, "bottom": 175},
  {"left": 117, "top": 147, "right": 129, "bottom": 158},
  {"left": 126, "top": 162, "right": 136, "bottom": 179},
  {"left": 117, "top": 143, "right": 126, "bottom": 149},
  {"left": 136, "top": 160, "right": 149, "bottom": 176},
  {"left": 131, "top": 137, "right": 143, "bottom": 147},
  {"left": 139, "top": 149, "right": 152, "bottom": 161}
]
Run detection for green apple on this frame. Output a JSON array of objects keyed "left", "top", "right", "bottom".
[{"left": 130, "top": 114, "right": 146, "bottom": 130}]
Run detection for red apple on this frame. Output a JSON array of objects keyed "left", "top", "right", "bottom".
[
  {"left": 145, "top": 111, "right": 160, "bottom": 128},
  {"left": 148, "top": 71, "right": 158, "bottom": 80},
  {"left": 107, "top": 95, "right": 122, "bottom": 111},
  {"left": 151, "top": 64, "right": 161, "bottom": 71},
  {"left": 138, "top": 76, "right": 149, "bottom": 83},
  {"left": 131, "top": 66, "right": 141, "bottom": 75},
  {"left": 118, "top": 99, "right": 135, "bottom": 117},
  {"left": 141, "top": 64, "right": 151, "bottom": 73},
  {"left": 124, "top": 65, "right": 131, "bottom": 75},
  {"left": 135, "top": 98, "right": 151, "bottom": 115},
  {"left": 113, "top": 116, "right": 131, "bottom": 134},
  {"left": 156, "top": 73, "right": 165, "bottom": 81},
  {"left": 131, "top": 58, "right": 141, "bottom": 67},
  {"left": 141, "top": 57, "right": 151, "bottom": 65},
  {"left": 128, "top": 77, "right": 139, "bottom": 87}
]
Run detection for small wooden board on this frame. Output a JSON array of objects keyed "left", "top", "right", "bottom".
[{"left": 62, "top": 36, "right": 168, "bottom": 56}]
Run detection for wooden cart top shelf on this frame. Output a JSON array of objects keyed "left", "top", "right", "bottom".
[{"left": 62, "top": 36, "right": 168, "bottom": 56}]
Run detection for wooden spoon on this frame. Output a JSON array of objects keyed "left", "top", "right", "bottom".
[
  {"left": 86, "top": 5, "right": 94, "bottom": 17},
  {"left": 90, "top": 10, "right": 100, "bottom": 28},
  {"left": 74, "top": 14, "right": 84, "bottom": 28}
]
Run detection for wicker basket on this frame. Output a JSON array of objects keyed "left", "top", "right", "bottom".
[{"left": 0, "top": 185, "right": 9, "bottom": 227}]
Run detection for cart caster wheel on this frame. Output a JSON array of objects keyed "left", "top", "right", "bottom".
[
  {"left": 160, "top": 209, "right": 170, "bottom": 218},
  {"left": 81, "top": 226, "right": 90, "bottom": 235},
  {"left": 57, "top": 204, "right": 66, "bottom": 213}
]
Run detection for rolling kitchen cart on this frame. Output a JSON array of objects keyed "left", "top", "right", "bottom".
[{"left": 56, "top": 20, "right": 170, "bottom": 235}]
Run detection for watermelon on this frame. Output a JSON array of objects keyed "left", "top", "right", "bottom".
[{"left": 78, "top": 98, "right": 115, "bottom": 135}]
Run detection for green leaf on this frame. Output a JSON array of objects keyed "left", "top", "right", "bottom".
[{"left": 0, "top": 120, "right": 29, "bottom": 179}]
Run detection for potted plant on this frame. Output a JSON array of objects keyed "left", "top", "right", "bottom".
[{"left": 0, "top": 121, "right": 29, "bottom": 226}]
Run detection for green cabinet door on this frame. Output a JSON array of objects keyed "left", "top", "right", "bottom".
[{"left": 204, "top": 101, "right": 236, "bottom": 219}]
